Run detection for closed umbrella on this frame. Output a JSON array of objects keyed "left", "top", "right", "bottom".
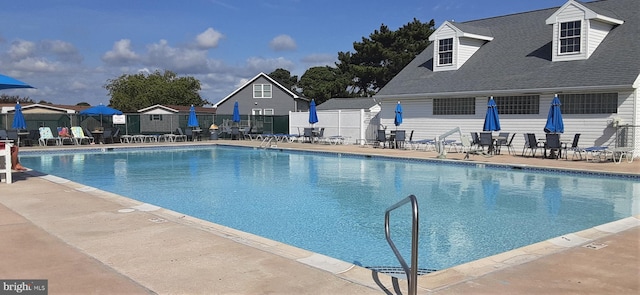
[
  {"left": 394, "top": 101, "right": 403, "bottom": 128},
  {"left": 187, "top": 105, "right": 199, "bottom": 127},
  {"left": 308, "top": 100, "right": 318, "bottom": 126},
  {"left": 12, "top": 102, "right": 27, "bottom": 130},
  {"left": 544, "top": 94, "right": 564, "bottom": 134},
  {"left": 0, "top": 74, "right": 33, "bottom": 90},
  {"left": 232, "top": 101, "right": 241, "bottom": 123},
  {"left": 483, "top": 97, "right": 501, "bottom": 131}
]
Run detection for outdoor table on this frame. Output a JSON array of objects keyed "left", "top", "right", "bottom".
[
  {"left": 91, "top": 130, "right": 104, "bottom": 144},
  {"left": 192, "top": 129, "right": 202, "bottom": 141},
  {"left": 17, "top": 131, "right": 29, "bottom": 147}
]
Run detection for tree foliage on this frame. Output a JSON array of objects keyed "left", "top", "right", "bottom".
[
  {"left": 104, "top": 70, "right": 208, "bottom": 112},
  {"left": 268, "top": 68, "right": 298, "bottom": 91},
  {"left": 298, "top": 66, "right": 351, "bottom": 104},
  {"left": 337, "top": 18, "right": 436, "bottom": 96},
  {"left": 0, "top": 94, "right": 34, "bottom": 104}
]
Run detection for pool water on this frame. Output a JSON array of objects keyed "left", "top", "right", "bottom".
[{"left": 20, "top": 146, "right": 639, "bottom": 271}]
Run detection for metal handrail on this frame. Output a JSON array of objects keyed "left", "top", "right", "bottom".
[{"left": 384, "top": 194, "right": 419, "bottom": 295}]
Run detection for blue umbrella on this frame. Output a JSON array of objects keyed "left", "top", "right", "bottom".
[
  {"left": 12, "top": 102, "right": 27, "bottom": 130},
  {"left": 79, "top": 104, "right": 123, "bottom": 116},
  {"left": 232, "top": 101, "right": 241, "bottom": 123},
  {"left": 394, "top": 101, "right": 403, "bottom": 127},
  {"left": 308, "top": 100, "right": 318, "bottom": 125},
  {"left": 483, "top": 97, "right": 501, "bottom": 131},
  {"left": 544, "top": 94, "right": 564, "bottom": 133},
  {"left": 79, "top": 104, "right": 123, "bottom": 126},
  {"left": 0, "top": 74, "right": 34, "bottom": 90},
  {"left": 187, "top": 105, "right": 199, "bottom": 127}
]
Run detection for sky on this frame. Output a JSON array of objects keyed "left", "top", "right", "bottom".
[{"left": 0, "top": 0, "right": 568, "bottom": 107}]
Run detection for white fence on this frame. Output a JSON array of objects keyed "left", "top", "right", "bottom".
[{"left": 289, "top": 109, "right": 380, "bottom": 145}]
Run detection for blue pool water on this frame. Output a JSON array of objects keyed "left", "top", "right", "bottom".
[{"left": 21, "top": 146, "right": 639, "bottom": 271}]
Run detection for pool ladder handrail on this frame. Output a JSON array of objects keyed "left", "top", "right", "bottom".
[
  {"left": 384, "top": 194, "right": 419, "bottom": 295},
  {"left": 260, "top": 135, "right": 275, "bottom": 148}
]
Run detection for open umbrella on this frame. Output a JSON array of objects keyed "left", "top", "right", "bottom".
[
  {"left": 308, "top": 100, "right": 318, "bottom": 126},
  {"left": 483, "top": 96, "right": 501, "bottom": 131},
  {"left": 0, "top": 74, "right": 34, "bottom": 90},
  {"left": 187, "top": 105, "right": 199, "bottom": 127},
  {"left": 79, "top": 104, "right": 123, "bottom": 126},
  {"left": 394, "top": 101, "right": 403, "bottom": 128},
  {"left": 544, "top": 94, "right": 564, "bottom": 134},
  {"left": 232, "top": 101, "right": 241, "bottom": 123},
  {"left": 12, "top": 102, "right": 27, "bottom": 130}
]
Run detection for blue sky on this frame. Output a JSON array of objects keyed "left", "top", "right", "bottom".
[{"left": 0, "top": 0, "right": 566, "bottom": 106}]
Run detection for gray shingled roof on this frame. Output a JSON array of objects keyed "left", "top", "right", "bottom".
[
  {"left": 377, "top": 0, "right": 639, "bottom": 97},
  {"left": 316, "top": 97, "right": 380, "bottom": 110}
]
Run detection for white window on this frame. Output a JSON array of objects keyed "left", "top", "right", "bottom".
[
  {"left": 150, "top": 114, "right": 163, "bottom": 121},
  {"left": 438, "top": 38, "right": 453, "bottom": 65},
  {"left": 251, "top": 108, "right": 262, "bottom": 115},
  {"left": 559, "top": 20, "right": 581, "bottom": 54},
  {"left": 253, "top": 84, "right": 272, "bottom": 98},
  {"left": 263, "top": 109, "right": 274, "bottom": 115}
]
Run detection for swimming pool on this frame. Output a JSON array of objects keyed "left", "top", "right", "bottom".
[{"left": 20, "top": 146, "right": 639, "bottom": 271}]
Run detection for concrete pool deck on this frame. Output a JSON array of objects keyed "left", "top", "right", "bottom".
[{"left": 1, "top": 140, "right": 638, "bottom": 294}]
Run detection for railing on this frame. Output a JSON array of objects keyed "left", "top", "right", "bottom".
[
  {"left": 384, "top": 194, "right": 419, "bottom": 295},
  {"left": 259, "top": 135, "right": 275, "bottom": 148}
]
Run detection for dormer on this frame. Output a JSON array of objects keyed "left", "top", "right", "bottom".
[
  {"left": 546, "top": 0, "right": 623, "bottom": 62},
  {"left": 428, "top": 21, "right": 493, "bottom": 72}
]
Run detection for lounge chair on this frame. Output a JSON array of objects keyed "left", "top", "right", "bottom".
[
  {"left": 38, "top": 127, "right": 60, "bottom": 146},
  {"left": 70, "top": 126, "right": 93, "bottom": 145},
  {"left": 174, "top": 128, "right": 188, "bottom": 142}
]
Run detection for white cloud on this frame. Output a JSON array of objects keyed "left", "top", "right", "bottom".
[
  {"left": 245, "top": 56, "right": 295, "bottom": 72},
  {"left": 9, "top": 40, "right": 37, "bottom": 60},
  {"left": 269, "top": 34, "right": 297, "bottom": 51},
  {"left": 145, "top": 39, "right": 211, "bottom": 73},
  {"left": 102, "top": 39, "right": 140, "bottom": 65},
  {"left": 301, "top": 53, "right": 336, "bottom": 67},
  {"left": 12, "top": 57, "right": 59, "bottom": 72},
  {"left": 195, "top": 28, "right": 224, "bottom": 49},
  {"left": 41, "top": 40, "right": 83, "bottom": 63}
]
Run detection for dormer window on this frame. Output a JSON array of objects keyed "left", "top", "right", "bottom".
[
  {"left": 559, "top": 20, "right": 581, "bottom": 54},
  {"left": 546, "top": 0, "right": 623, "bottom": 62},
  {"left": 438, "top": 38, "right": 453, "bottom": 65},
  {"left": 429, "top": 21, "right": 493, "bottom": 72}
]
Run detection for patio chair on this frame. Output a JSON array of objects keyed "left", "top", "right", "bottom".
[
  {"left": 375, "top": 130, "right": 387, "bottom": 148},
  {"left": 103, "top": 128, "right": 121, "bottom": 144},
  {"left": 499, "top": 133, "right": 517, "bottom": 155},
  {"left": 478, "top": 132, "right": 494, "bottom": 153},
  {"left": 230, "top": 127, "right": 240, "bottom": 140},
  {"left": 394, "top": 130, "right": 406, "bottom": 149},
  {"left": 495, "top": 132, "right": 509, "bottom": 154},
  {"left": 38, "top": 127, "right": 61, "bottom": 146},
  {"left": 544, "top": 133, "right": 562, "bottom": 159},
  {"left": 470, "top": 132, "right": 480, "bottom": 148},
  {"left": 562, "top": 134, "right": 582, "bottom": 160},
  {"left": 523, "top": 133, "right": 544, "bottom": 157}
]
